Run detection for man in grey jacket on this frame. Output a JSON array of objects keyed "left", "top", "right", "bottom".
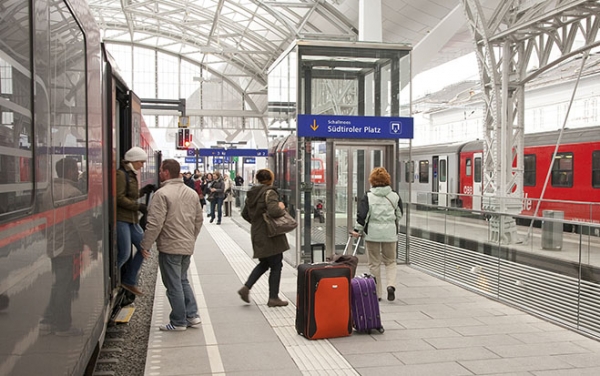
[{"left": 140, "top": 159, "right": 204, "bottom": 331}]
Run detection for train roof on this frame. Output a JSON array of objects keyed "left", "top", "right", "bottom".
[
  {"left": 461, "top": 139, "right": 483, "bottom": 152},
  {"left": 408, "top": 126, "right": 600, "bottom": 155},
  {"left": 399, "top": 141, "right": 468, "bottom": 156},
  {"left": 524, "top": 126, "right": 600, "bottom": 147}
]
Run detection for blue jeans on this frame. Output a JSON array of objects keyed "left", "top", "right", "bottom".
[
  {"left": 158, "top": 253, "right": 199, "bottom": 327},
  {"left": 210, "top": 197, "right": 224, "bottom": 223},
  {"left": 117, "top": 221, "right": 145, "bottom": 286}
]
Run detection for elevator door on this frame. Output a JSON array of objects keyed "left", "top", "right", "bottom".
[{"left": 328, "top": 143, "right": 393, "bottom": 253}]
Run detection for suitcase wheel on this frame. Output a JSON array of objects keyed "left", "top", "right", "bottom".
[{"left": 378, "top": 327, "right": 385, "bottom": 333}]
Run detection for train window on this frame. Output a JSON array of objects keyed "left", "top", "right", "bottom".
[
  {"left": 474, "top": 157, "right": 482, "bottom": 183},
  {"left": 0, "top": 1, "right": 34, "bottom": 218},
  {"left": 404, "top": 161, "right": 414, "bottom": 183},
  {"left": 524, "top": 154, "right": 536, "bottom": 186},
  {"left": 439, "top": 159, "right": 447, "bottom": 182},
  {"left": 419, "top": 160, "right": 429, "bottom": 183},
  {"left": 49, "top": 1, "right": 88, "bottom": 205},
  {"left": 592, "top": 151, "right": 600, "bottom": 188},
  {"left": 466, "top": 159, "right": 472, "bottom": 176},
  {"left": 551, "top": 152, "right": 573, "bottom": 188}
]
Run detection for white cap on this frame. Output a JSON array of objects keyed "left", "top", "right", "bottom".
[{"left": 124, "top": 146, "right": 148, "bottom": 162}]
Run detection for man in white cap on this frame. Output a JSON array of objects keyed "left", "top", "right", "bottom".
[{"left": 117, "top": 146, "right": 155, "bottom": 296}]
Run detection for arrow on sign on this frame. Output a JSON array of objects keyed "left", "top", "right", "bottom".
[{"left": 311, "top": 119, "right": 319, "bottom": 131}]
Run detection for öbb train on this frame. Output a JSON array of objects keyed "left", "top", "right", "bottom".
[
  {"left": 399, "top": 126, "right": 600, "bottom": 224},
  {"left": 0, "top": 1, "right": 159, "bottom": 375}
]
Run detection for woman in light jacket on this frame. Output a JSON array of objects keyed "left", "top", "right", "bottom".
[
  {"left": 351, "top": 167, "right": 403, "bottom": 301},
  {"left": 223, "top": 174, "right": 234, "bottom": 216}
]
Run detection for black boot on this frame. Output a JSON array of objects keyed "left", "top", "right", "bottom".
[{"left": 387, "top": 286, "right": 396, "bottom": 301}]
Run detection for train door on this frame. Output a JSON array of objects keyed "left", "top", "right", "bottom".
[
  {"left": 104, "top": 49, "right": 141, "bottom": 293},
  {"left": 432, "top": 156, "right": 439, "bottom": 205},
  {"left": 472, "top": 152, "right": 483, "bottom": 210},
  {"left": 438, "top": 156, "right": 448, "bottom": 206},
  {"left": 325, "top": 142, "right": 396, "bottom": 255}
]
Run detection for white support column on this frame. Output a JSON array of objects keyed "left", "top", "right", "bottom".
[{"left": 359, "top": 0, "right": 382, "bottom": 42}]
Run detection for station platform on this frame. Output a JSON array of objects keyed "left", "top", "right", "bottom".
[{"left": 144, "top": 213, "right": 600, "bottom": 376}]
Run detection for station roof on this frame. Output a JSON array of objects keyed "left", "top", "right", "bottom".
[{"left": 88, "top": 0, "right": 486, "bottom": 111}]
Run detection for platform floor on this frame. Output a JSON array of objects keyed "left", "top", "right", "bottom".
[{"left": 144, "top": 214, "right": 600, "bottom": 376}]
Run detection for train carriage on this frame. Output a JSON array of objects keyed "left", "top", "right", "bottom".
[
  {"left": 400, "top": 126, "right": 600, "bottom": 225},
  {"left": 398, "top": 142, "right": 464, "bottom": 207},
  {"left": 0, "top": 1, "right": 158, "bottom": 374}
]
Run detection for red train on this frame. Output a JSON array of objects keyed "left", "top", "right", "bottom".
[
  {"left": 399, "top": 126, "right": 600, "bottom": 224},
  {"left": 0, "top": 1, "right": 159, "bottom": 374}
]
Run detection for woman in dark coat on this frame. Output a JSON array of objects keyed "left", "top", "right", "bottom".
[{"left": 238, "top": 169, "right": 289, "bottom": 307}]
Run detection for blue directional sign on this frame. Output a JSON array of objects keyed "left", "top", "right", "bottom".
[
  {"left": 199, "top": 148, "right": 225, "bottom": 157},
  {"left": 186, "top": 149, "right": 196, "bottom": 156},
  {"left": 184, "top": 157, "right": 196, "bottom": 163},
  {"left": 198, "top": 148, "right": 269, "bottom": 157},
  {"left": 243, "top": 157, "right": 256, "bottom": 164},
  {"left": 224, "top": 149, "right": 269, "bottom": 157},
  {"left": 213, "top": 157, "right": 224, "bottom": 164},
  {"left": 297, "top": 114, "right": 413, "bottom": 139}
]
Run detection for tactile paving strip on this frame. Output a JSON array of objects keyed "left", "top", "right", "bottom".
[{"left": 206, "top": 223, "right": 359, "bottom": 375}]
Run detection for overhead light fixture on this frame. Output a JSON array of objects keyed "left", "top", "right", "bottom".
[
  {"left": 217, "top": 141, "right": 248, "bottom": 145},
  {"left": 193, "top": 76, "right": 222, "bottom": 83}
]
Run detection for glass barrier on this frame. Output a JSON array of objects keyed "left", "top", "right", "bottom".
[{"left": 405, "top": 195, "right": 600, "bottom": 338}]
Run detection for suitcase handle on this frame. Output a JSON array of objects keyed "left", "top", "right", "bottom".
[{"left": 343, "top": 233, "right": 362, "bottom": 256}]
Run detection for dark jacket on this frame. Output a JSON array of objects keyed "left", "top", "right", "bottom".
[
  {"left": 116, "top": 161, "right": 144, "bottom": 223},
  {"left": 183, "top": 175, "right": 195, "bottom": 189},
  {"left": 241, "top": 184, "right": 289, "bottom": 259},
  {"left": 209, "top": 178, "right": 225, "bottom": 200}
]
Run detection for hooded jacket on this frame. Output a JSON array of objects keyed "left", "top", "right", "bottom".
[
  {"left": 241, "top": 184, "right": 289, "bottom": 259},
  {"left": 140, "top": 178, "right": 203, "bottom": 255},
  {"left": 354, "top": 186, "right": 403, "bottom": 243}
]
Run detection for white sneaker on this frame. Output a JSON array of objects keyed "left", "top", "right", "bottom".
[
  {"left": 186, "top": 316, "right": 202, "bottom": 327},
  {"left": 159, "top": 323, "right": 186, "bottom": 331}
]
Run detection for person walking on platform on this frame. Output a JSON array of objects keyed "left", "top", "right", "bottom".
[
  {"left": 194, "top": 177, "right": 206, "bottom": 209},
  {"left": 140, "top": 159, "right": 204, "bottom": 331},
  {"left": 202, "top": 172, "right": 214, "bottom": 216},
  {"left": 117, "top": 146, "right": 156, "bottom": 296},
  {"left": 238, "top": 168, "right": 289, "bottom": 307},
  {"left": 208, "top": 171, "right": 225, "bottom": 224},
  {"left": 223, "top": 173, "right": 234, "bottom": 217},
  {"left": 234, "top": 173, "right": 244, "bottom": 207},
  {"left": 351, "top": 167, "right": 403, "bottom": 301}
]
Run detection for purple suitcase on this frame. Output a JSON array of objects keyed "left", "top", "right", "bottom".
[{"left": 351, "top": 274, "right": 384, "bottom": 334}]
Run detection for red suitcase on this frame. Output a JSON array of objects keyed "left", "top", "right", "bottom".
[{"left": 296, "top": 263, "right": 352, "bottom": 340}]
